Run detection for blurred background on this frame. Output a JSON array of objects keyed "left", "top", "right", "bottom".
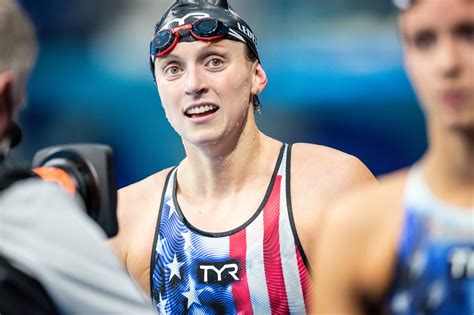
[{"left": 12, "top": 0, "right": 427, "bottom": 188}]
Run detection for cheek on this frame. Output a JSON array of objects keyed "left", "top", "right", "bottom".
[
  {"left": 405, "top": 53, "right": 431, "bottom": 98},
  {"left": 156, "top": 85, "right": 180, "bottom": 126},
  {"left": 214, "top": 73, "right": 251, "bottom": 106},
  {"left": 233, "top": 73, "right": 253, "bottom": 103},
  {"left": 157, "top": 82, "right": 178, "bottom": 106},
  {"left": 465, "top": 52, "right": 474, "bottom": 82}
]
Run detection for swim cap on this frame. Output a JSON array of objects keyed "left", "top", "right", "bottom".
[{"left": 150, "top": 0, "right": 259, "bottom": 77}]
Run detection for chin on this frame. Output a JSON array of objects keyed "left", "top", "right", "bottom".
[
  {"left": 436, "top": 104, "right": 474, "bottom": 132},
  {"left": 184, "top": 133, "right": 222, "bottom": 146},
  {"left": 446, "top": 119, "right": 474, "bottom": 137}
]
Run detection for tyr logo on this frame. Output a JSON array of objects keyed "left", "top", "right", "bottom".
[
  {"left": 198, "top": 260, "right": 240, "bottom": 284},
  {"left": 161, "top": 12, "right": 211, "bottom": 30}
]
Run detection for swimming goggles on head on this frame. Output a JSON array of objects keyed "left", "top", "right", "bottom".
[{"left": 150, "top": 17, "right": 241, "bottom": 60}]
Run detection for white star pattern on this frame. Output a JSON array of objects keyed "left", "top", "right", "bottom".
[
  {"left": 167, "top": 254, "right": 184, "bottom": 281},
  {"left": 156, "top": 236, "right": 166, "bottom": 256},
  {"left": 181, "top": 230, "right": 193, "bottom": 250},
  {"left": 158, "top": 292, "right": 168, "bottom": 315},
  {"left": 182, "top": 276, "right": 204, "bottom": 309},
  {"left": 167, "top": 199, "right": 177, "bottom": 218}
]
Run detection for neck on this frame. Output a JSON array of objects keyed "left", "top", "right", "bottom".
[
  {"left": 180, "top": 110, "right": 280, "bottom": 198},
  {"left": 421, "top": 123, "right": 474, "bottom": 208}
]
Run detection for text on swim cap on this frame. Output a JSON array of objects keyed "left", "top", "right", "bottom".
[{"left": 237, "top": 22, "right": 256, "bottom": 44}]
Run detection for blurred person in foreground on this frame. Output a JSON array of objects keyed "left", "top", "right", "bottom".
[
  {"left": 313, "top": 0, "right": 474, "bottom": 314},
  {"left": 0, "top": 0, "right": 155, "bottom": 313},
  {"left": 110, "top": 0, "right": 376, "bottom": 313}
]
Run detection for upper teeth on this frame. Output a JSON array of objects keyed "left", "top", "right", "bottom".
[{"left": 186, "top": 104, "right": 217, "bottom": 115}]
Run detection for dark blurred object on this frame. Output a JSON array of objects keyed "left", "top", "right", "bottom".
[
  {"left": 0, "top": 123, "right": 22, "bottom": 164},
  {"left": 0, "top": 256, "right": 60, "bottom": 315},
  {"left": 6, "top": 122, "right": 22, "bottom": 149},
  {"left": 31, "top": 144, "right": 118, "bottom": 237}
]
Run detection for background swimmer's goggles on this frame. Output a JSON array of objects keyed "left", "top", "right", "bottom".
[{"left": 151, "top": 18, "right": 239, "bottom": 60}]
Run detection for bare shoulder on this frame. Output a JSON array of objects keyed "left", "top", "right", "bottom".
[
  {"left": 327, "top": 169, "right": 409, "bottom": 279},
  {"left": 289, "top": 143, "right": 376, "bottom": 264},
  {"left": 291, "top": 143, "right": 376, "bottom": 189},
  {"left": 290, "top": 142, "right": 376, "bottom": 224},
  {"left": 118, "top": 167, "right": 174, "bottom": 210},
  {"left": 312, "top": 170, "right": 409, "bottom": 312},
  {"left": 332, "top": 169, "right": 409, "bottom": 226},
  {"left": 110, "top": 167, "right": 174, "bottom": 260},
  {"left": 108, "top": 167, "right": 175, "bottom": 293}
]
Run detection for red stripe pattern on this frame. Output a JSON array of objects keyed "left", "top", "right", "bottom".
[
  {"left": 297, "top": 246, "right": 312, "bottom": 312},
  {"left": 230, "top": 229, "right": 253, "bottom": 314},
  {"left": 263, "top": 176, "right": 290, "bottom": 314}
]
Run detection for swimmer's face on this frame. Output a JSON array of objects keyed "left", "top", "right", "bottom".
[
  {"left": 154, "top": 39, "right": 267, "bottom": 146},
  {"left": 400, "top": 0, "right": 474, "bottom": 133}
]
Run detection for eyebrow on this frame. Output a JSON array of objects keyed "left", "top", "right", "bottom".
[
  {"left": 157, "top": 53, "right": 181, "bottom": 62},
  {"left": 155, "top": 41, "right": 235, "bottom": 68},
  {"left": 198, "top": 41, "right": 228, "bottom": 53},
  {"left": 197, "top": 44, "right": 232, "bottom": 62}
]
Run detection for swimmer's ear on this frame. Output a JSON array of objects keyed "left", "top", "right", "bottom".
[{"left": 251, "top": 63, "right": 267, "bottom": 95}]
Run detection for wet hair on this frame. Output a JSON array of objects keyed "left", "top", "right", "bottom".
[{"left": 243, "top": 44, "right": 261, "bottom": 111}]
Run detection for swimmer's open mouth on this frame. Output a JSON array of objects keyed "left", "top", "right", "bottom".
[{"left": 184, "top": 104, "right": 219, "bottom": 118}]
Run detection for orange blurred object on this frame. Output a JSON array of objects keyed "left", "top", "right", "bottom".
[{"left": 33, "top": 167, "right": 76, "bottom": 195}]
